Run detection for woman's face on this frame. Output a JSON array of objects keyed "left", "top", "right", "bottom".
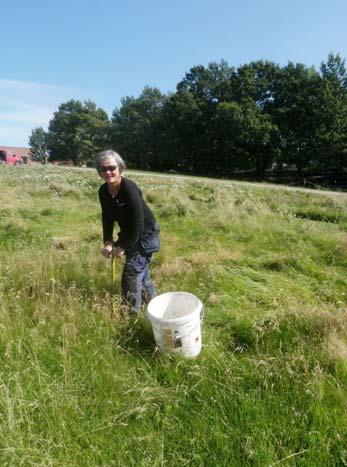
[{"left": 99, "top": 158, "right": 121, "bottom": 185}]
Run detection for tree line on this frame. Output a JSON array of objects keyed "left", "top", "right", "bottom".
[{"left": 29, "top": 53, "right": 347, "bottom": 180}]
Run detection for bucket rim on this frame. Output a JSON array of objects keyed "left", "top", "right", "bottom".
[{"left": 147, "top": 291, "right": 203, "bottom": 323}]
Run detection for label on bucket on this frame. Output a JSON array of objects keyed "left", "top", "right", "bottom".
[
  {"left": 173, "top": 332, "right": 182, "bottom": 348},
  {"left": 152, "top": 322, "right": 201, "bottom": 357},
  {"left": 163, "top": 330, "right": 182, "bottom": 349}
]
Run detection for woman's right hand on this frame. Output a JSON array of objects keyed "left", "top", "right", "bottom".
[{"left": 101, "top": 243, "right": 113, "bottom": 258}]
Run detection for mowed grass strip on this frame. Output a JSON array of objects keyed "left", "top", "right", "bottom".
[{"left": 0, "top": 165, "right": 346, "bottom": 466}]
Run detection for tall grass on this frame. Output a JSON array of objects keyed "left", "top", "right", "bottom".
[{"left": 0, "top": 165, "right": 346, "bottom": 466}]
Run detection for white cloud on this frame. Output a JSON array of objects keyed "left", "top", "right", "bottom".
[{"left": 0, "top": 79, "right": 80, "bottom": 147}]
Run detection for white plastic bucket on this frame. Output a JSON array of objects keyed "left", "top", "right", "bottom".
[{"left": 147, "top": 291, "right": 203, "bottom": 357}]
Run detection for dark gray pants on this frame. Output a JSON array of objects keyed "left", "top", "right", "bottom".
[{"left": 121, "top": 251, "right": 156, "bottom": 312}]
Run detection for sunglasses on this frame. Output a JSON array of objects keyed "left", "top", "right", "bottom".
[{"left": 100, "top": 165, "right": 118, "bottom": 173}]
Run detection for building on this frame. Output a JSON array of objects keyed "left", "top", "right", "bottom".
[{"left": 0, "top": 146, "right": 32, "bottom": 165}]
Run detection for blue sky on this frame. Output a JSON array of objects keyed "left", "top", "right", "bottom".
[{"left": 1, "top": 0, "right": 346, "bottom": 147}]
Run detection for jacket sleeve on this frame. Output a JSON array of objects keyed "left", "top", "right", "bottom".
[{"left": 98, "top": 188, "right": 114, "bottom": 243}]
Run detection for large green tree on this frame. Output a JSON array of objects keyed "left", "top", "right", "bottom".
[
  {"left": 165, "top": 61, "right": 236, "bottom": 174},
  {"left": 47, "top": 100, "right": 110, "bottom": 165},
  {"left": 267, "top": 63, "right": 322, "bottom": 173},
  {"left": 316, "top": 54, "right": 347, "bottom": 171},
  {"left": 177, "top": 60, "right": 234, "bottom": 103},
  {"left": 110, "top": 87, "right": 167, "bottom": 169},
  {"left": 159, "top": 89, "right": 205, "bottom": 173},
  {"left": 162, "top": 60, "right": 280, "bottom": 176},
  {"left": 212, "top": 99, "right": 279, "bottom": 175}
]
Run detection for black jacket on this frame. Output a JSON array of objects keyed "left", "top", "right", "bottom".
[{"left": 98, "top": 177, "right": 158, "bottom": 254}]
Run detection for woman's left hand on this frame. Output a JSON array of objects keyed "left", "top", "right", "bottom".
[{"left": 112, "top": 246, "right": 125, "bottom": 258}]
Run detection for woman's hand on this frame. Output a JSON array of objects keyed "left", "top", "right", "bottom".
[
  {"left": 112, "top": 246, "right": 125, "bottom": 258},
  {"left": 101, "top": 243, "right": 113, "bottom": 258}
]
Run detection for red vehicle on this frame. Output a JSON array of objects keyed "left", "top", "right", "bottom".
[{"left": 0, "top": 149, "right": 23, "bottom": 165}]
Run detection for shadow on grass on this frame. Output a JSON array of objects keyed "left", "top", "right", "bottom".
[{"left": 114, "top": 314, "right": 158, "bottom": 357}]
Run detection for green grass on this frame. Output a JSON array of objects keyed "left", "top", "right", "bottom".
[{"left": 0, "top": 164, "right": 346, "bottom": 466}]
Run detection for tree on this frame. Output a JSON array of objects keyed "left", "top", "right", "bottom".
[
  {"left": 212, "top": 99, "right": 279, "bottom": 175},
  {"left": 268, "top": 63, "right": 322, "bottom": 173},
  {"left": 47, "top": 100, "right": 110, "bottom": 165},
  {"left": 162, "top": 62, "right": 235, "bottom": 174},
  {"left": 177, "top": 60, "right": 234, "bottom": 104},
  {"left": 159, "top": 89, "right": 204, "bottom": 173},
  {"left": 315, "top": 54, "right": 347, "bottom": 172},
  {"left": 28, "top": 127, "right": 48, "bottom": 164},
  {"left": 110, "top": 87, "right": 167, "bottom": 170},
  {"left": 320, "top": 52, "right": 347, "bottom": 89},
  {"left": 167, "top": 60, "right": 281, "bottom": 176}
]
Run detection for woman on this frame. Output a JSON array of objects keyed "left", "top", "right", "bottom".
[{"left": 96, "top": 150, "right": 160, "bottom": 314}]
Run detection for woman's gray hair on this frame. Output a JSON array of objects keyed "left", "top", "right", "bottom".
[{"left": 95, "top": 150, "right": 126, "bottom": 173}]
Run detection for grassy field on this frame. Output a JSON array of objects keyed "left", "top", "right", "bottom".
[{"left": 0, "top": 164, "right": 346, "bottom": 466}]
